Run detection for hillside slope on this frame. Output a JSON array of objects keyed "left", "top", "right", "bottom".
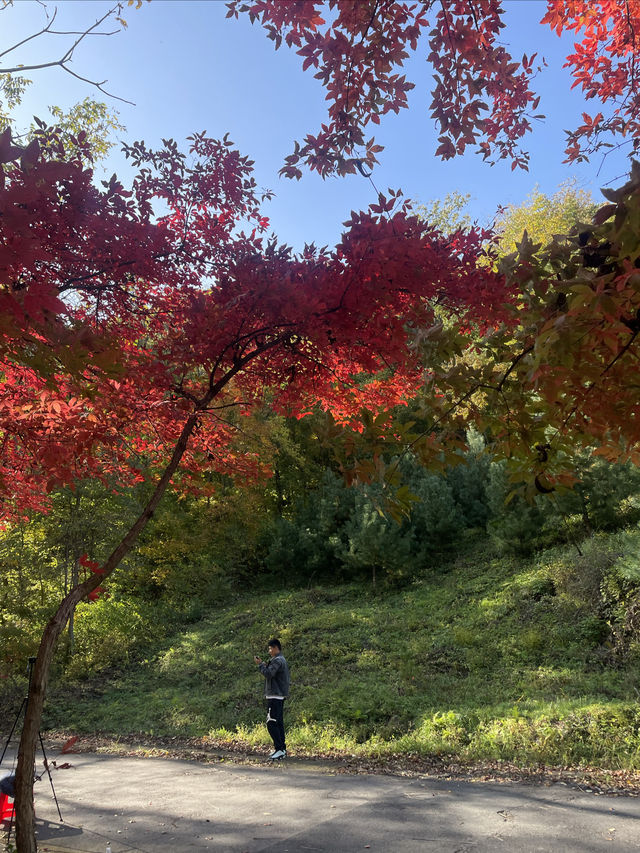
[{"left": 44, "top": 533, "right": 640, "bottom": 769}]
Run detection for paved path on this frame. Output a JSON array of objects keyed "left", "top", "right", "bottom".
[{"left": 5, "top": 751, "right": 640, "bottom": 852}]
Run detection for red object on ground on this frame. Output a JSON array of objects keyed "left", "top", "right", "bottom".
[{"left": 0, "top": 791, "right": 15, "bottom": 822}]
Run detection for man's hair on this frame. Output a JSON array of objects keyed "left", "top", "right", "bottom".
[{"left": 268, "top": 638, "right": 281, "bottom": 650}]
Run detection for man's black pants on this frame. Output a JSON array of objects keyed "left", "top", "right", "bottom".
[{"left": 266, "top": 698, "right": 286, "bottom": 751}]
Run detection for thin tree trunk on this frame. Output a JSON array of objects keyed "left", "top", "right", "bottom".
[
  {"left": 14, "top": 412, "right": 199, "bottom": 852},
  {"left": 67, "top": 490, "right": 82, "bottom": 654},
  {"left": 67, "top": 558, "right": 79, "bottom": 656},
  {"left": 273, "top": 465, "right": 285, "bottom": 516},
  {"left": 577, "top": 484, "right": 593, "bottom": 534}
]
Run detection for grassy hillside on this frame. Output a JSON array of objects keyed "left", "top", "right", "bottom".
[{"left": 43, "top": 531, "right": 640, "bottom": 769}]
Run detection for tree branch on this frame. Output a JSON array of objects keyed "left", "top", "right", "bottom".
[
  {"left": 0, "top": 2, "right": 134, "bottom": 105},
  {"left": 0, "top": 6, "right": 59, "bottom": 60}
]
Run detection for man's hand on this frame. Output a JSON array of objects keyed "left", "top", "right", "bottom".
[{"left": 254, "top": 656, "right": 262, "bottom": 665}]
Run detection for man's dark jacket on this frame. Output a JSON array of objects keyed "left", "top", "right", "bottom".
[{"left": 258, "top": 653, "right": 289, "bottom": 697}]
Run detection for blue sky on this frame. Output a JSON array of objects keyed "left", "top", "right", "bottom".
[{"left": 3, "top": 0, "right": 634, "bottom": 250}]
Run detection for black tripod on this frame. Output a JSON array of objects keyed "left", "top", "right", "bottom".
[{"left": 0, "top": 656, "right": 63, "bottom": 839}]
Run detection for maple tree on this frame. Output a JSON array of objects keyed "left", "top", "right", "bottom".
[
  {"left": 312, "top": 160, "right": 640, "bottom": 517},
  {"left": 228, "top": 0, "right": 640, "bottom": 177},
  {"left": 1, "top": 123, "right": 507, "bottom": 848}
]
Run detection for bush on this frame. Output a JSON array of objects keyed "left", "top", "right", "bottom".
[
  {"left": 409, "top": 470, "right": 463, "bottom": 553},
  {"left": 262, "top": 462, "right": 466, "bottom": 585},
  {"left": 60, "top": 595, "right": 176, "bottom": 679},
  {"left": 558, "top": 456, "right": 640, "bottom": 532},
  {"left": 261, "top": 470, "right": 354, "bottom": 582},
  {"left": 262, "top": 515, "right": 338, "bottom": 581}
]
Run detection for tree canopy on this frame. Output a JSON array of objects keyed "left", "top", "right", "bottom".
[{"left": 493, "top": 181, "right": 596, "bottom": 253}]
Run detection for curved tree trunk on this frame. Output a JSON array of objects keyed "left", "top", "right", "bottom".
[
  {"left": 14, "top": 585, "right": 90, "bottom": 851},
  {"left": 14, "top": 412, "right": 199, "bottom": 851},
  {"left": 13, "top": 335, "right": 284, "bottom": 849}
]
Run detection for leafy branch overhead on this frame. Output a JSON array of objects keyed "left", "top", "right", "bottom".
[
  {"left": 228, "top": 0, "right": 640, "bottom": 177},
  {"left": 0, "top": 124, "right": 514, "bottom": 526},
  {"left": 412, "top": 161, "right": 640, "bottom": 500}
]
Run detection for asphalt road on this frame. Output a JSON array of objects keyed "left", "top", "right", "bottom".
[{"left": 5, "top": 751, "right": 640, "bottom": 853}]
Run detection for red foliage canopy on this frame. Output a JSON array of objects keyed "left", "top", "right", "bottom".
[
  {"left": 0, "top": 126, "right": 506, "bottom": 522},
  {"left": 227, "top": 0, "right": 640, "bottom": 177}
]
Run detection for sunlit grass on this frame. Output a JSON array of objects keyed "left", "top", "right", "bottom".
[{"left": 44, "top": 533, "right": 640, "bottom": 768}]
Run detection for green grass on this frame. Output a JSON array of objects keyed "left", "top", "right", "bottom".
[{"left": 43, "top": 533, "right": 640, "bottom": 769}]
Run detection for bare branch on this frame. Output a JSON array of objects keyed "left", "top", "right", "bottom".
[
  {"left": 46, "top": 28, "right": 120, "bottom": 37},
  {"left": 0, "top": 2, "right": 135, "bottom": 105},
  {"left": 57, "top": 64, "right": 135, "bottom": 105},
  {"left": 0, "top": 6, "right": 58, "bottom": 60},
  {"left": 57, "top": 4, "right": 124, "bottom": 67}
]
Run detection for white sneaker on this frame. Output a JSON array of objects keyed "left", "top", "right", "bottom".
[{"left": 268, "top": 749, "right": 286, "bottom": 760}]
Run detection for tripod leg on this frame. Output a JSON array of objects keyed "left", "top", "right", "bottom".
[
  {"left": 6, "top": 808, "right": 15, "bottom": 847},
  {"left": 38, "top": 732, "right": 63, "bottom": 822},
  {"left": 0, "top": 696, "right": 26, "bottom": 767}
]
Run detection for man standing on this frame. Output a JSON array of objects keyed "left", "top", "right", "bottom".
[{"left": 254, "top": 638, "right": 289, "bottom": 760}]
